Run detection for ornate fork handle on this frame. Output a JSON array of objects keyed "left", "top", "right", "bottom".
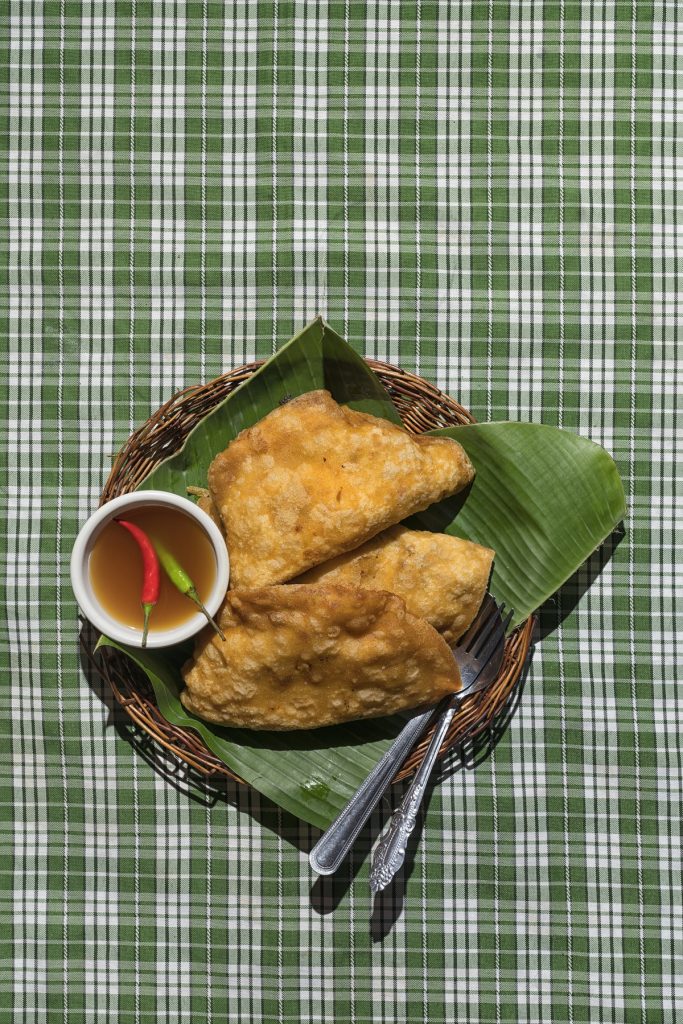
[
  {"left": 309, "top": 703, "right": 447, "bottom": 875},
  {"left": 370, "top": 699, "right": 459, "bottom": 893}
]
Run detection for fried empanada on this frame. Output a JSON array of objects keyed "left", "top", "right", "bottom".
[
  {"left": 180, "top": 583, "right": 461, "bottom": 730},
  {"left": 196, "top": 492, "right": 225, "bottom": 536},
  {"left": 297, "top": 525, "right": 494, "bottom": 644},
  {"left": 208, "top": 390, "right": 474, "bottom": 588}
]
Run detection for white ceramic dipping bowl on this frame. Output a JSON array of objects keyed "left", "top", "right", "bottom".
[{"left": 70, "top": 490, "right": 230, "bottom": 649}]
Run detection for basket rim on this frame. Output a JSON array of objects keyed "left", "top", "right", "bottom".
[{"left": 92, "top": 357, "right": 534, "bottom": 789}]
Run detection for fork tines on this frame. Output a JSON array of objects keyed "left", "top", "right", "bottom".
[{"left": 462, "top": 598, "right": 514, "bottom": 661}]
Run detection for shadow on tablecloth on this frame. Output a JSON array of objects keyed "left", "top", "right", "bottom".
[
  {"left": 78, "top": 622, "right": 315, "bottom": 855},
  {"left": 537, "top": 522, "right": 625, "bottom": 639}
]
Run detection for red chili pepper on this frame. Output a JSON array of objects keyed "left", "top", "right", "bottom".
[{"left": 115, "top": 518, "right": 160, "bottom": 647}]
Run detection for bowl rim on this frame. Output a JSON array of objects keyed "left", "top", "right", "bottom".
[{"left": 70, "top": 489, "right": 230, "bottom": 649}]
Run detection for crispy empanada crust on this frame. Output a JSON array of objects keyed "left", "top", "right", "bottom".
[
  {"left": 180, "top": 583, "right": 461, "bottom": 730},
  {"left": 297, "top": 525, "right": 494, "bottom": 644},
  {"left": 208, "top": 390, "right": 474, "bottom": 588}
]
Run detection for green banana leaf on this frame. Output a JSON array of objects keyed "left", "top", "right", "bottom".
[
  {"left": 138, "top": 316, "right": 402, "bottom": 496},
  {"left": 94, "top": 634, "right": 420, "bottom": 829},
  {"left": 97, "top": 319, "right": 625, "bottom": 829},
  {"left": 411, "top": 422, "right": 626, "bottom": 629}
]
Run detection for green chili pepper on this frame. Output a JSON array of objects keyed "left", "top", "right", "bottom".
[{"left": 152, "top": 537, "right": 226, "bottom": 641}]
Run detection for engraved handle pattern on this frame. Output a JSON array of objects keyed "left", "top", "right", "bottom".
[
  {"left": 309, "top": 706, "right": 439, "bottom": 875},
  {"left": 368, "top": 781, "right": 425, "bottom": 892},
  {"left": 370, "top": 701, "right": 458, "bottom": 894}
]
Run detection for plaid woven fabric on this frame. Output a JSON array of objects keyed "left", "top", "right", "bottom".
[{"left": 1, "top": 2, "right": 680, "bottom": 1022}]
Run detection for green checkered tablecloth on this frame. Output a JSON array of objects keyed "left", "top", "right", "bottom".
[{"left": 1, "top": 1, "right": 680, "bottom": 1021}]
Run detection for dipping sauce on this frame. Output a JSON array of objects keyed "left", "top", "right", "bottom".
[{"left": 89, "top": 505, "right": 217, "bottom": 632}]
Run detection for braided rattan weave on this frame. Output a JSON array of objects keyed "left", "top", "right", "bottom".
[{"left": 93, "top": 360, "right": 534, "bottom": 786}]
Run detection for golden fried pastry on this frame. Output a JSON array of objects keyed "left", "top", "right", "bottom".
[
  {"left": 196, "top": 492, "right": 225, "bottom": 536},
  {"left": 297, "top": 525, "right": 494, "bottom": 644},
  {"left": 208, "top": 390, "right": 474, "bottom": 588},
  {"left": 180, "top": 583, "right": 461, "bottom": 730}
]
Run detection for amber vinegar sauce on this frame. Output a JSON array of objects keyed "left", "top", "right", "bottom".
[{"left": 89, "top": 506, "right": 217, "bottom": 632}]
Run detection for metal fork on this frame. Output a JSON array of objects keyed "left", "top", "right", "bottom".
[
  {"left": 309, "top": 595, "right": 512, "bottom": 876},
  {"left": 370, "top": 599, "right": 513, "bottom": 892}
]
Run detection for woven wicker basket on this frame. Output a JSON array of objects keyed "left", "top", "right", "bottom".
[{"left": 92, "top": 360, "right": 534, "bottom": 786}]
